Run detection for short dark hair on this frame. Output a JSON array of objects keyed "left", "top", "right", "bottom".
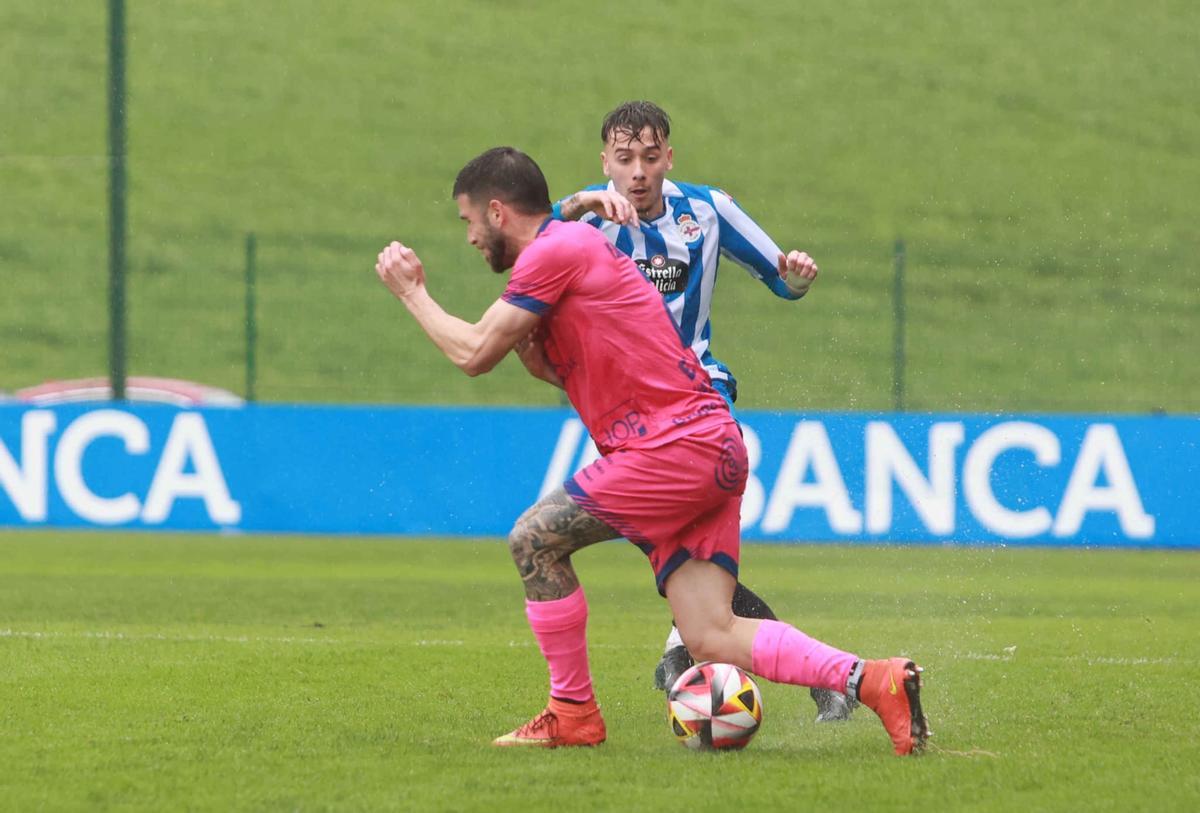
[
  {"left": 452, "top": 147, "right": 551, "bottom": 215},
  {"left": 600, "top": 101, "right": 671, "bottom": 145}
]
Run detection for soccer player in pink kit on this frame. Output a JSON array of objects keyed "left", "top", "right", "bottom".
[{"left": 374, "top": 146, "right": 931, "bottom": 755}]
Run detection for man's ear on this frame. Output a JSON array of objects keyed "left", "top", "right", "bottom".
[
  {"left": 487, "top": 199, "right": 504, "bottom": 225},
  {"left": 600, "top": 149, "right": 611, "bottom": 178},
  {"left": 665, "top": 145, "right": 674, "bottom": 173}
]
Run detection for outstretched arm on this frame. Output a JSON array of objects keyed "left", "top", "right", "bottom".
[
  {"left": 555, "top": 190, "right": 639, "bottom": 226},
  {"left": 711, "top": 189, "right": 817, "bottom": 301},
  {"left": 375, "top": 241, "right": 539, "bottom": 377}
]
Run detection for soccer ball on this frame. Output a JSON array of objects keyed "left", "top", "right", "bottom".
[{"left": 667, "top": 662, "right": 763, "bottom": 750}]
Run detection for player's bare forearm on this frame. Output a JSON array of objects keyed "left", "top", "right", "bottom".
[
  {"left": 399, "top": 287, "right": 495, "bottom": 376},
  {"left": 395, "top": 286, "right": 540, "bottom": 377},
  {"left": 558, "top": 191, "right": 639, "bottom": 225},
  {"left": 376, "top": 242, "right": 484, "bottom": 372},
  {"left": 376, "top": 241, "right": 531, "bottom": 375},
  {"left": 376, "top": 242, "right": 539, "bottom": 376},
  {"left": 558, "top": 193, "right": 586, "bottom": 220},
  {"left": 556, "top": 195, "right": 585, "bottom": 221}
]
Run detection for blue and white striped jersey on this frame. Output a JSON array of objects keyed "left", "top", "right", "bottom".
[{"left": 558, "top": 179, "right": 801, "bottom": 404}]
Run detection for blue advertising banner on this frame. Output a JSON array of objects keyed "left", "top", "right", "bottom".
[{"left": 1, "top": 403, "right": 1196, "bottom": 547}]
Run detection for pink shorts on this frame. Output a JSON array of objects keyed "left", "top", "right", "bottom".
[{"left": 564, "top": 421, "right": 749, "bottom": 596}]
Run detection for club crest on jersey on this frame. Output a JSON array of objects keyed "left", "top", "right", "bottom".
[{"left": 676, "top": 213, "right": 702, "bottom": 243}]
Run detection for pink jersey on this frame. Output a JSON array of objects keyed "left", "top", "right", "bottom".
[{"left": 503, "top": 219, "right": 732, "bottom": 454}]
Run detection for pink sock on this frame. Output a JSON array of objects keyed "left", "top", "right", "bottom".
[
  {"left": 525, "top": 586, "right": 594, "bottom": 702},
  {"left": 751, "top": 619, "right": 857, "bottom": 693}
]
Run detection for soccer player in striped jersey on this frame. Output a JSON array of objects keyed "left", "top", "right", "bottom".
[{"left": 553, "top": 101, "right": 856, "bottom": 723}]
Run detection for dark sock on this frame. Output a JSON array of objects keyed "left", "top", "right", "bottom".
[{"left": 731, "top": 582, "right": 777, "bottom": 620}]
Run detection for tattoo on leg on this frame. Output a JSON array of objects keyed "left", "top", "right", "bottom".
[{"left": 507, "top": 488, "right": 620, "bottom": 601}]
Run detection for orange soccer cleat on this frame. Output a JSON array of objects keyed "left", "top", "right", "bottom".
[
  {"left": 856, "top": 658, "right": 931, "bottom": 755},
  {"left": 492, "top": 696, "right": 607, "bottom": 748}
]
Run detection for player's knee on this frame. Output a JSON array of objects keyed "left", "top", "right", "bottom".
[
  {"left": 505, "top": 523, "right": 533, "bottom": 565},
  {"left": 679, "top": 616, "right": 741, "bottom": 663},
  {"left": 678, "top": 629, "right": 724, "bottom": 663}
]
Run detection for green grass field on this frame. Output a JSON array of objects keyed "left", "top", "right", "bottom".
[
  {"left": 4, "top": 5, "right": 1198, "bottom": 809},
  {"left": 3, "top": 1, "right": 1199, "bottom": 411},
  {"left": 2, "top": 531, "right": 1198, "bottom": 811}
]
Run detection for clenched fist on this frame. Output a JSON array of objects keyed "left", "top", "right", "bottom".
[{"left": 375, "top": 241, "right": 426, "bottom": 300}]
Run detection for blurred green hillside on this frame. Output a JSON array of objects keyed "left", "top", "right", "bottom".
[{"left": 2, "top": 0, "right": 1197, "bottom": 411}]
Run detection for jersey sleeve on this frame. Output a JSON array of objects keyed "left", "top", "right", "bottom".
[
  {"left": 502, "top": 234, "right": 581, "bottom": 315},
  {"left": 709, "top": 189, "right": 800, "bottom": 300}
]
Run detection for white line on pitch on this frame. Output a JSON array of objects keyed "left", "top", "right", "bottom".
[
  {"left": 0, "top": 628, "right": 337, "bottom": 645},
  {"left": 0, "top": 629, "right": 633, "bottom": 650},
  {"left": 1, "top": 630, "right": 1190, "bottom": 665}
]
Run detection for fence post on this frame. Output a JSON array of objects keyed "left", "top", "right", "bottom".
[
  {"left": 245, "top": 233, "right": 257, "bottom": 401},
  {"left": 107, "top": 0, "right": 127, "bottom": 400},
  {"left": 892, "top": 238, "right": 906, "bottom": 412}
]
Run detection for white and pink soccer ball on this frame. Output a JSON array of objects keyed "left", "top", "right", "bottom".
[{"left": 667, "top": 662, "right": 763, "bottom": 750}]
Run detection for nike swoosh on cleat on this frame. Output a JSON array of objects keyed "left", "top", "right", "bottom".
[{"left": 888, "top": 673, "right": 898, "bottom": 695}]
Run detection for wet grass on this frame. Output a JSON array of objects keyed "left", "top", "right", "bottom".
[{"left": 2, "top": 530, "right": 1197, "bottom": 810}]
